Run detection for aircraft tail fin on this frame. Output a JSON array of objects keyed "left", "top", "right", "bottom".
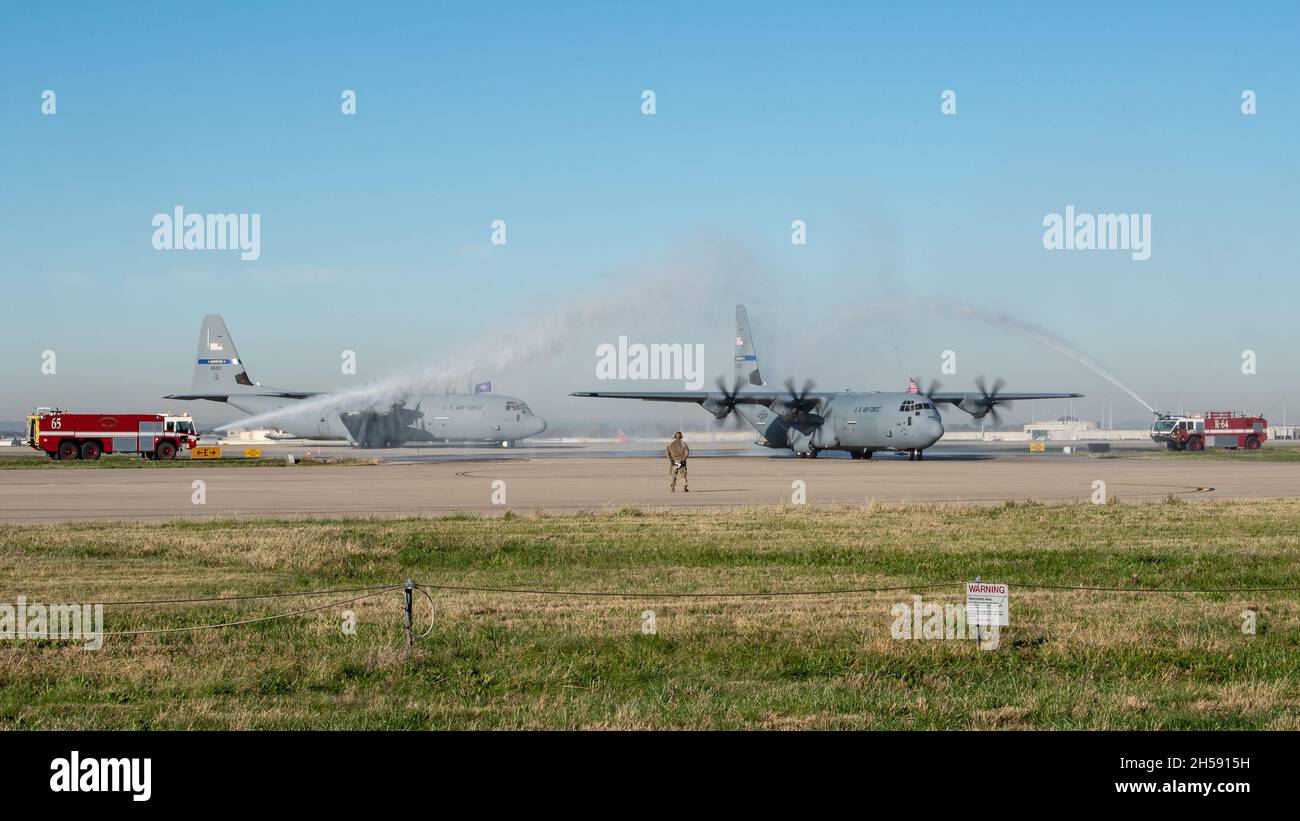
[
  {"left": 192, "top": 315, "right": 257, "bottom": 392},
  {"left": 734, "top": 304, "right": 764, "bottom": 387}
]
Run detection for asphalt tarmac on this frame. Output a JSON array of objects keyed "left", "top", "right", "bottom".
[{"left": 1, "top": 440, "right": 1295, "bottom": 522}]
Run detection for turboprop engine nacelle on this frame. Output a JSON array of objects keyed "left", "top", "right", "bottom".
[
  {"left": 701, "top": 397, "right": 732, "bottom": 419},
  {"left": 958, "top": 397, "right": 993, "bottom": 418}
]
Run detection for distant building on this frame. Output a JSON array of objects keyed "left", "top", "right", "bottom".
[{"left": 1023, "top": 419, "right": 1099, "bottom": 441}]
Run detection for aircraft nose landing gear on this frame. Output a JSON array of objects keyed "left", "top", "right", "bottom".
[{"left": 906, "top": 449, "right": 925, "bottom": 461}]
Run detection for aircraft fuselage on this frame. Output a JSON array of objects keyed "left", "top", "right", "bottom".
[
  {"left": 225, "top": 393, "right": 547, "bottom": 446},
  {"left": 737, "top": 391, "right": 943, "bottom": 455}
]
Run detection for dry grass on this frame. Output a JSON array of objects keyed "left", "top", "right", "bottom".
[{"left": 1, "top": 500, "right": 1299, "bottom": 728}]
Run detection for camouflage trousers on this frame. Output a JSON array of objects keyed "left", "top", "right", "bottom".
[{"left": 669, "top": 460, "right": 688, "bottom": 491}]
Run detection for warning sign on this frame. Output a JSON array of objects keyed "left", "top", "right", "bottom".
[
  {"left": 1029, "top": 441, "right": 1046, "bottom": 452},
  {"left": 192, "top": 447, "right": 222, "bottom": 460},
  {"left": 243, "top": 448, "right": 262, "bottom": 459},
  {"left": 965, "top": 581, "right": 1009, "bottom": 626}
]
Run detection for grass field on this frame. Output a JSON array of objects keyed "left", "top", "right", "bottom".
[
  {"left": 1098, "top": 445, "right": 1300, "bottom": 463},
  {"left": 3, "top": 500, "right": 1299, "bottom": 729},
  {"left": 0, "top": 454, "right": 378, "bottom": 469}
]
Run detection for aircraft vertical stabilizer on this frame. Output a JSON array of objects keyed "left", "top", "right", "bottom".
[
  {"left": 734, "top": 304, "right": 764, "bottom": 387},
  {"left": 192, "top": 315, "right": 256, "bottom": 392}
]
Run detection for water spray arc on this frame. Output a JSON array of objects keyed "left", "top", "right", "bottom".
[{"left": 856, "top": 298, "right": 1156, "bottom": 415}]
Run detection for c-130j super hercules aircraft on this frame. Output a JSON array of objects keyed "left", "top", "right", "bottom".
[
  {"left": 167, "top": 315, "right": 547, "bottom": 448},
  {"left": 573, "top": 305, "right": 1083, "bottom": 460}
]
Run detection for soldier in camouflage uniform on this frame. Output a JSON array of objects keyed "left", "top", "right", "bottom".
[{"left": 667, "top": 431, "right": 689, "bottom": 492}]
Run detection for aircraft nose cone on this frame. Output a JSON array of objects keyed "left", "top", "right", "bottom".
[
  {"left": 922, "top": 418, "right": 943, "bottom": 444},
  {"left": 531, "top": 417, "right": 548, "bottom": 436}
]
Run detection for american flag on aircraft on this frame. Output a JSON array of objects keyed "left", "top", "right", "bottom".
[{"left": 906, "top": 377, "right": 920, "bottom": 394}]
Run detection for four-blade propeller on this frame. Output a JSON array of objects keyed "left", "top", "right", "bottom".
[
  {"left": 781, "top": 378, "right": 824, "bottom": 427},
  {"left": 973, "top": 375, "right": 1010, "bottom": 425},
  {"left": 920, "top": 379, "right": 943, "bottom": 406},
  {"left": 710, "top": 375, "right": 745, "bottom": 427},
  {"left": 781, "top": 378, "right": 820, "bottom": 415}
]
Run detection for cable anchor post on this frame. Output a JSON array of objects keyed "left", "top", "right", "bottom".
[{"left": 404, "top": 578, "right": 415, "bottom": 660}]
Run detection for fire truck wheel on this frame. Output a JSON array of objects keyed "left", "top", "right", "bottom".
[
  {"left": 1246, "top": 435, "right": 1261, "bottom": 450},
  {"left": 1187, "top": 436, "right": 1204, "bottom": 451},
  {"left": 57, "top": 440, "right": 80, "bottom": 460},
  {"left": 79, "top": 441, "right": 102, "bottom": 461},
  {"left": 156, "top": 441, "right": 177, "bottom": 460}
]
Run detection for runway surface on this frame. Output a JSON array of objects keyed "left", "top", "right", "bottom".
[{"left": 1, "top": 441, "right": 1297, "bottom": 522}]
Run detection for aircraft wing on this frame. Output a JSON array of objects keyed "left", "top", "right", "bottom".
[
  {"left": 928, "top": 391, "right": 1083, "bottom": 404},
  {"left": 571, "top": 390, "right": 833, "bottom": 407},
  {"left": 570, "top": 391, "right": 713, "bottom": 403},
  {"left": 165, "top": 390, "right": 323, "bottom": 401}
]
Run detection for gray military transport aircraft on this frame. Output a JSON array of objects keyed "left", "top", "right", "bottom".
[
  {"left": 166, "top": 316, "right": 547, "bottom": 447},
  {"left": 573, "top": 305, "right": 1082, "bottom": 460}
]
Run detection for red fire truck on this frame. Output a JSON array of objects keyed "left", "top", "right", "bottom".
[
  {"left": 25, "top": 410, "right": 200, "bottom": 461},
  {"left": 1150, "top": 411, "right": 1267, "bottom": 451}
]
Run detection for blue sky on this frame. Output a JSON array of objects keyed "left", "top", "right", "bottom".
[{"left": 2, "top": 3, "right": 1298, "bottom": 426}]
